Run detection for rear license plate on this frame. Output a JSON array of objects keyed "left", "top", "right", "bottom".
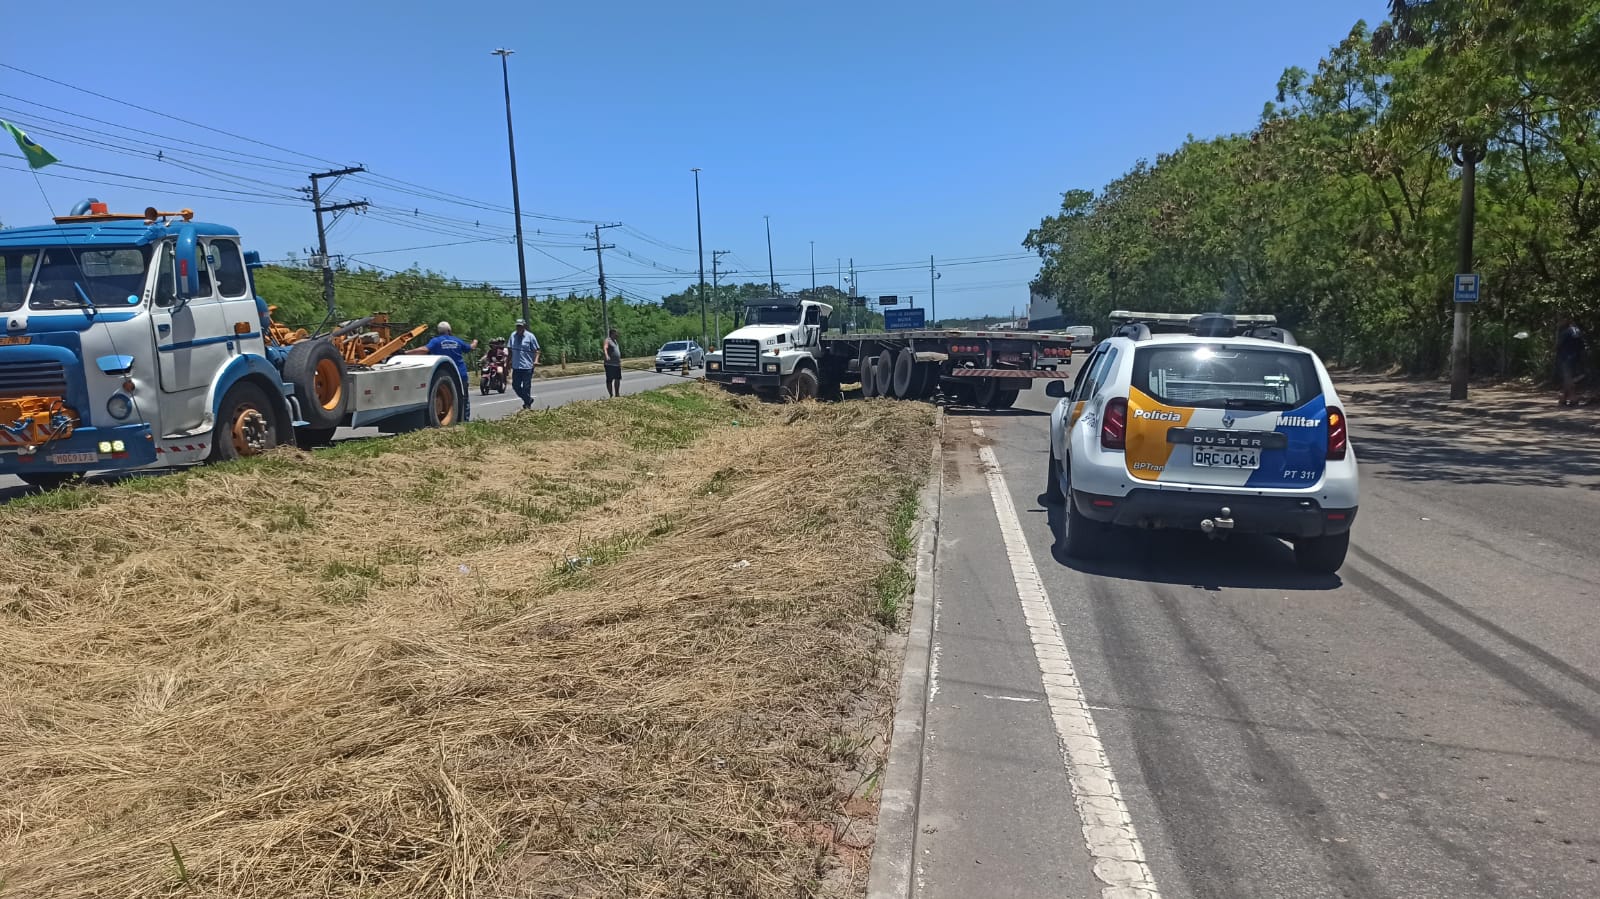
[
  {"left": 731, "top": 376, "right": 747, "bottom": 384},
  {"left": 1193, "top": 448, "right": 1259, "bottom": 469},
  {"left": 50, "top": 451, "right": 98, "bottom": 465}
]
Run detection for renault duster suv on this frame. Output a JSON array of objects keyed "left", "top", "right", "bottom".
[{"left": 1044, "top": 311, "right": 1358, "bottom": 573}]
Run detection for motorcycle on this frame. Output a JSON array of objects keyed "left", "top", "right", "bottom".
[{"left": 479, "top": 346, "right": 509, "bottom": 395}]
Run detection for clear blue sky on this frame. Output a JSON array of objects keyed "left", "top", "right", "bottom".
[{"left": 0, "top": 0, "right": 1385, "bottom": 321}]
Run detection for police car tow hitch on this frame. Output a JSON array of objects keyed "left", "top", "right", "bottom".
[{"left": 1200, "top": 507, "right": 1235, "bottom": 538}]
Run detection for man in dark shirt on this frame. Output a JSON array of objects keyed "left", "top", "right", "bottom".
[
  {"left": 407, "top": 321, "right": 478, "bottom": 421},
  {"left": 1557, "top": 320, "right": 1587, "bottom": 407}
]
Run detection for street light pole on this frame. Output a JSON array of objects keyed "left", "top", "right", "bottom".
[
  {"left": 491, "top": 49, "right": 530, "bottom": 324},
  {"left": 692, "top": 168, "right": 707, "bottom": 349}
]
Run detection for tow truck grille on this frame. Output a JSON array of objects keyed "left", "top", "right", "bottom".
[
  {"left": 724, "top": 339, "right": 760, "bottom": 372},
  {"left": 0, "top": 360, "right": 68, "bottom": 398}
]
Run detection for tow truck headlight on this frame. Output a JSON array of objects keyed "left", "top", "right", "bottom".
[
  {"left": 97, "top": 441, "right": 113, "bottom": 454},
  {"left": 764, "top": 362, "right": 780, "bottom": 373},
  {"left": 106, "top": 393, "right": 134, "bottom": 420},
  {"left": 708, "top": 361, "right": 720, "bottom": 371}
]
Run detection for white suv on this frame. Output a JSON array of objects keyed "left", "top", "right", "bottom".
[{"left": 1044, "top": 311, "right": 1359, "bottom": 573}]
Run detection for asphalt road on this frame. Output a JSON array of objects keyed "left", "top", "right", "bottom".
[
  {"left": 915, "top": 359, "right": 1600, "bottom": 898},
  {"left": 0, "top": 367, "right": 702, "bottom": 501}
]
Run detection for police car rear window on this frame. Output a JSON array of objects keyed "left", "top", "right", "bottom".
[{"left": 1132, "top": 345, "right": 1318, "bottom": 411}]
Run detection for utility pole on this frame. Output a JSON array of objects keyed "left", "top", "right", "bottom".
[
  {"left": 1450, "top": 144, "right": 1481, "bottom": 400},
  {"left": 930, "top": 255, "right": 940, "bottom": 327},
  {"left": 585, "top": 223, "right": 621, "bottom": 337},
  {"left": 849, "top": 257, "right": 857, "bottom": 330},
  {"left": 764, "top": 215, "right": 777, "bottom": 293},
  {"left": 692, "top": 168, "right": 707, "bottom": 349},
  {"left": 712, "top": 249, "right": 731, "bottom": 347},
  {"left": 307, "top": 166, "right": 368, "bottom": 324},
  {"left": 810, "top": 241, "right": 815, "bottom": 293},
  {"left": 492, "top": 49, "right": 531, "bottom": 324}
]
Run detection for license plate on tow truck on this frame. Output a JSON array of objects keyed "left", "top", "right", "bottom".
[
  {"left": 731, "top": 376, "right": 747, "bottom": 384},
  {"left": 1193, "top": 449, "right": 1259, "bottom": 469},
  {"left": 50, "top": 452, "right": 98, "bottom": 465}
]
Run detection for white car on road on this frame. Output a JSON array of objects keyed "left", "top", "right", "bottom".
[{"left": 1044, "top": 311, "right": 1359, "bottom": 573}]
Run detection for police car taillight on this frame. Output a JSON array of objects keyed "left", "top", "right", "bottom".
[
  {"left": 1326, "top": 406, "right": 1347, "bottom": 460},
  {"left": 1101, "top": 398, "right": 1128, "bottom": 450}
]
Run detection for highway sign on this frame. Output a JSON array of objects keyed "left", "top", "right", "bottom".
[
  {"left": 1454, "top": 273, "right": 1480, "bottom": 303},
  {"left": 878, "top": 295, "right": 899, "bottom": 306},
  {"left": 885, "top": 308, "right": 925, "bottom": 330}
]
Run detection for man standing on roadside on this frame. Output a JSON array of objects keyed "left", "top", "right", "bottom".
[
  {"left": 1557, "top": 319, "right": 1587, "bottom": 407},
  {"left": 508, "top": 318, "right": 541, "bottom": 410},
  {"left": 406, "top": 321, "right": 477, "bottom": 421},
  {"left": 603, "top": 328, "right": 623, "bottom": 398}
]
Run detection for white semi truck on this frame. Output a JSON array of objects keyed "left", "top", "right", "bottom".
[
  {"left": 0, "top": 201, "right": 465, "bottom": 488},
  {"left": 705, "top": 295, "right": 1077, "bottom": 405}
]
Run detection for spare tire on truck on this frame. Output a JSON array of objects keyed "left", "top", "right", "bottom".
[{"left": 282, "top": 339, "right": 348, "bottom": 431}]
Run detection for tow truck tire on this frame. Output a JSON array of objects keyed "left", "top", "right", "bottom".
[
  {"left": 875, "top": 350, "right": 895, "bottom": 397},
  {"left": 1294, "top": 531, "right": 1350, "bottom": 574},
  {"left": 891, "top": 349, "right": 917, "bottom": 398},
  {"left": 861, "top": 359, "right": 879, "bottom": 398},
  {"left": 18, "top": 472, "right": 81, "bottom": 490},
  {"left": 989, "top": 388, "right": 1020, "bottom": 410},
  {"left": 211, "top": 381, "right": 282, "bottom": 462},
  {"left": 423, "top": 369, "right": 462, "bottom": 428},
  {"left": 783, "top": 368, "right": 819, "bottom": 402},
  {"left": 282, "top": 339, "right": 348, "bottom": 431}
]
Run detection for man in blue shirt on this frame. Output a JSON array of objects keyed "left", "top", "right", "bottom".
[
  {"left": 507, "top": 318, "right": 541, "bottom": 410},
  {"left": 407, "top": 321, "right": 478, "bottom": 422}
]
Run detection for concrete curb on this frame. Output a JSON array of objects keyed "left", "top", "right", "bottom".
[
  {"left": 865, "top": 409, "right": 944, "bottom": 899},
  {"left": 1343, "top": 389, "right": 1600, "bottom": 436}
]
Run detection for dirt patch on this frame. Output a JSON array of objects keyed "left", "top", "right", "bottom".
[{"left": 0, "top": 384, "right": 935, "bottom": 898}]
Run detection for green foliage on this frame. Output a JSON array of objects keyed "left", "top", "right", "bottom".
[
  {"left": 1026, "top": 3, "right": 1600, "bottom": 378},
  {"left": 253, "top": 264, "right": 702, "bottom": 363}
]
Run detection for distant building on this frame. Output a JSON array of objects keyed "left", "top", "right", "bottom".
[{"left": 1028, "top": 287, "right": 1065, "bottom": 331}]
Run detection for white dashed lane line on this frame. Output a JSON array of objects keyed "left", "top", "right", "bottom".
[{"left": 972, "top": 419, "right": 1162, "bottom": 899}]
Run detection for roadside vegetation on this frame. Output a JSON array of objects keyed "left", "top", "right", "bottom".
[
  {"left": 1026, "top": 1, "right": 1600, "bottom": 379},
  {"left": 0, "top": 384, "right": 935, "bottom": 898}
]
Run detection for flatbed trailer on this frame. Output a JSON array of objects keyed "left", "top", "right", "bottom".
[{"left": 817, "top": 329, "right": 1076, "bottom": 408}]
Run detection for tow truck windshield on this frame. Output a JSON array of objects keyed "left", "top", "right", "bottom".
[
  {"left": 4, "top": 246, "right": 152, "bottom": 311},
  {"left": 745, "top": 304, "right": 801, "bottom": 325}
]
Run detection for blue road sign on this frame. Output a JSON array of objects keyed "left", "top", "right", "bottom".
[
  {"left": 884, "top": 308, "right": 925, "bottom": 330},
  {"left": 1454, "top": 273, "right": 1480, "bottom": 303}
]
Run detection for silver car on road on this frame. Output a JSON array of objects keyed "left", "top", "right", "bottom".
[{"left": 656, "top": 340, "right": 705, "bottom": 371}]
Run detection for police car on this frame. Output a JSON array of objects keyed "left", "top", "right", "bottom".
[{"left": 1044, "top": 311, "right": 1358, "bottom": 573}]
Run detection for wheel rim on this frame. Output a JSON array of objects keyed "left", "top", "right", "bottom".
[
  {"left": 433, "top": 380, "right": 457, "bottom": 425},
  {"left": 312, "top": 357, "right": 343, "bottom": 411},
  {"left": 230, "top": 404, "right": 272, "bottom": 456}
]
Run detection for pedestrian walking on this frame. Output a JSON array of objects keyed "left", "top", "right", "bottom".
[
  {"left": 406, "top": 321, "right": 477, "bottom": 422},
  {"left": 603, "top": 328, "right": 623, "bottom": 398},
  {"left": 1557, "top": 319, "right": 1587, "bottom": 407},
  {"left": 508, "top": 318, "right": 541, "bottom": 410}
]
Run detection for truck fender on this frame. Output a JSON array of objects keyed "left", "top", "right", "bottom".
[{"left": 208, "top": 354, "right": 294, "bottom": 431}]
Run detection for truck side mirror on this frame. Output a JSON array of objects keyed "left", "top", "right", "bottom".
[
  {"left": 173, "top": 225, "right": 200, "bottom": 311},
  {"left": 1045, "top": 380, "right": 1068, "bottom": 398}
]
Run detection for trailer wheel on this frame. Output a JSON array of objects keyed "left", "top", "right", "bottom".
[
  {"left": 891, "top": 349, "right": 918, "bottom": 398},
  {"left": 860, "top": 359, "right": 879, "bottom": 398},
  {"left": 424, "top": 369, "right": 461, "bottom": 427},
  {"left": 917, "top": 363, "right": 942, "bottom": 399},
  {"left": 211, "top": 381, "right": 282, "bottom": 462},
  {"left": 783, "top": 368, "right": 819, "bottom": 402},
  {"left": 282, "top": 339, "right": 348, "bottom": 431},
  {"left": 875, "top": 350, "right": 895, "bottom": 396},
  {"left": 989, "top": 388, "right": 1020, "bottom": 410}
]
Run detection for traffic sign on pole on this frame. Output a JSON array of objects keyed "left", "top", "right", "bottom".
[
  {"left": 885, "top": 308, "right": 925, "bottom": 330},
  {"left": 1453, "top": 273, "right": 1480, "bottom": 303}
]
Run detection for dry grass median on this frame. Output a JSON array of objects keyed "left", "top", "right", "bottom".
[{"left": 0, "top": 385, "right": 935, "bottom": 898}]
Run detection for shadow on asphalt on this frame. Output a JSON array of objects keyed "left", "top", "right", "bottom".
[
  {"left": 1353, "top": 414, "right": 1600, "bottom": 489},
  {"left": 1028, "top": 495, "right": 1344, "bottom": 592}
]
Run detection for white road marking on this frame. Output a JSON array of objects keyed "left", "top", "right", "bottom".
[
  {"left": 981, "top": 693, "right": 1041, "bottom": 703},
  {"left": 972, "top": 420, "right": 1161, "bottom": 899}
]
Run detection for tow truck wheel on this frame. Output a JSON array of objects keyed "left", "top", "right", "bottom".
[
  {"left": 783, "top": 368, "right": 819, "bottom": 402},
  {"left": 424, "top": 370, "right": 461, "bottom": 427},
  {"left": 212, "top": 381, "right": 282, "bottom": 462},
  {"left": 18, "top": 472, "right": 81, "bottom": 490},
  {"left": 282, "top": 339, "right": 348, "bottom": 431}
]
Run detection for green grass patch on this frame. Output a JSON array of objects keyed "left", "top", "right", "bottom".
[{"left": 871, "top": 485, "right": 922, "bottom": 626}]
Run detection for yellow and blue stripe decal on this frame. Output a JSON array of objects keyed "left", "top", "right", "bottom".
[{"left": 1125, "top": 386, "right": 1329, "bottom": 488}]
